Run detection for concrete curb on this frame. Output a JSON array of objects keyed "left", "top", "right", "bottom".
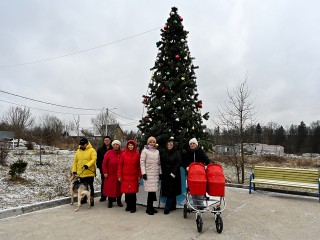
[{"left": 0, "top": 192, "right": 101, "bottom": 220}]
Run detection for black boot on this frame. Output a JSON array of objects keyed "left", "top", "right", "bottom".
[
  {"left": 108, "top": 201, "right": 113, "bottom": 208},
  {"left": 129, "top": 201, "right": 136, "bottom": 213},
  {"left": 117, "top": 197, "right": 123, "bottom": 207},
  {"left": 146, "top": 207, "right": 154, "bottom": 215},
  {"left": 90, "top": 197, "right": 94, "bottom": 207},
  {"left": 99, "top": 196, "right": 106, "bottom": 202},
  {"left": 130, "top": 207, "right": 136, "bottom": 213},
  {"left": 152, "top": 207, "right": 158, "bottom": 214}
]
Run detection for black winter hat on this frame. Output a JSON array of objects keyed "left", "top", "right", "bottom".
[{"left": 79, "top": 138, "right": 88, "bottom": 145}]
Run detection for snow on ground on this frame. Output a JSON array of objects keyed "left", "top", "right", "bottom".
[{"left": 0, "top": 149, "right": 102, "bottom": 210}]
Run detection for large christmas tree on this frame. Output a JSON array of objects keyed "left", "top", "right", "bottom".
[{"left": 137, "top": 7, "right": 211, "bottom": 151}]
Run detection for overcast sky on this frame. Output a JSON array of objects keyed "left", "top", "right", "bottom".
[{"left": 0, "top": 0, "right": 319, "bottom": 133}]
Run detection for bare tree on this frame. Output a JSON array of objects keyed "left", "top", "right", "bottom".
[
  {"left": 38, "top": 114, "right": 64, "bottom": 145},
  {"left": 91, "top": 109, "right": 118, "bottom": 136},
  {"left": 2, "top": 106, "right": 34, "bottom": 146},
  {"left": 216, "top": 78, "right": 255, "bottom": 183}
]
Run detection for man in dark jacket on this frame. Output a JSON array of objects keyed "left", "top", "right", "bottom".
[{"left": 96, "top": 136, "right": 112, "bottom": 202}]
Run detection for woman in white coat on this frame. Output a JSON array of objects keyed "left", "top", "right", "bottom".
[{"left": 140, "top": 136, "right": 161, "bottom": 215}]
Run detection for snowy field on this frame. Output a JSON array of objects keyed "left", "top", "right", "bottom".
[{"left": 0, "top": 150, "right": 102, "bottom": 210}]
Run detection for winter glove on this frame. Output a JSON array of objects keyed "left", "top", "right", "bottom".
[
  {"left": 159, "top": 174, "right": 162, "bottom": 180},
  {"left": 83, "top": 165, "right": 88, "bottom": 169},
  {"left": 142, "top": 174, "right": 147, "bottom": 180}
]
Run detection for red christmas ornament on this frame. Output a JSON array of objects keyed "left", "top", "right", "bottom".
[
  {"left": 180, "top": 17, "right": 183, "bottom": 21},
  {"left": 164, "top": 25, "right": 168, "bottom": 30},
  {"left": 143, "top": 98, "right": 147, "bottom": 102},
  {"left": 198, "top": 103, "right": 203, "bottom": 108},
  {"left": 175, "top": 55, "right": 180, "bottom": 59},
  {"left": 161, "top": 86, "right": 165, "bottom": 91}
]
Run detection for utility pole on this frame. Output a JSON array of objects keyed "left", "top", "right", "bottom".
[
  {"left": 103, "top": 107, "right": 116, "bottom": 137},
  {"left": 105, "top": 108, "right": 109, "bottom": 136},
  {"left": 73, "top": 115, "right": 80, "bottom": 138}
]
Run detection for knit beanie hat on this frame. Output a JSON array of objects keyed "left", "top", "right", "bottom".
[
  {"left": 147, "top": 136, "right": 156, "bottom": 144},
  {"left": 112, "top": 140, "right": 121, "bottom": 147},
  {"left": 189, "top": 138, "right": 198, "bottom": 147},
  {"left": 79, "top": 138, "right": 88, "bottom": 145}
]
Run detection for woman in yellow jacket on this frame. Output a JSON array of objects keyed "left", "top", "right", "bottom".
[{"left": 72, "top": 138, "right": 97, "bottom": 206}]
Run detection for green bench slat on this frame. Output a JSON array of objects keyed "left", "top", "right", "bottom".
[{"left": 251, "top": 179, "right": 319, "bottom": 190}]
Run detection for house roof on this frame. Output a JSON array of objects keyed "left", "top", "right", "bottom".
[{"left": 0, "top": 131, "right": 15, "bottom": 140}]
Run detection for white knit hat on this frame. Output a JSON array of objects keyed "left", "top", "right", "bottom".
[
  {"left": 147, "top": 136, "right": 156, "bottom": 144},
  {"left": 112, "top": 140, "right": 121, "bottom": 146},
  {"left": 189, "top": 138, "right": 198, "bottom": 146}
]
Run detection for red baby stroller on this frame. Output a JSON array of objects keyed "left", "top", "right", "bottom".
[{"left": 184, "top": 162, "right": 226, "bottom": 233}]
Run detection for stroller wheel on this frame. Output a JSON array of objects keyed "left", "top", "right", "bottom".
[
  {"left": 196, "top": 215, "right": 203, "bottom": 233},
  {"left": 183, "top": 204, "right": 188, "bottom": 219},
  {"left": 215, "top": 214, "right": 223, "bottom": 233}
]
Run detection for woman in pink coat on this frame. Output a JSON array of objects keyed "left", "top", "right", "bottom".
[
  {"left": 117, "top": 140, "right": 141, "bottom": 213},
  {"left": 102, "top": 140, "right": 123, "bottom": 208}
]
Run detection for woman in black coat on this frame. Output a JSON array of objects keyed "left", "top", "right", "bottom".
[{"left": 160, "top": 139, "right": 182, "bottom": 215}]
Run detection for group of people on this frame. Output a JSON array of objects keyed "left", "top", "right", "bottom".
[{"left": 71, "top": 135, "right": 210, "bottom": 215}]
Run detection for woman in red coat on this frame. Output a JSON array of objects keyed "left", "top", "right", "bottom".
[
  {"left": 102, "top": 140, "right": 123, "bottom": 208},
  {"left": 117, "top": 140, "right": 141, "bottom": 213}
]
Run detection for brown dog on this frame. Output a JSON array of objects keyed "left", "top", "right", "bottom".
[{"left": 69, "top": 174, "right": 91, "bottom": 212}]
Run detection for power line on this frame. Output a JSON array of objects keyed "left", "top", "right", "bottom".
[
  {"left": 0, "top": 90, "right": 141, "bottom": 125},
  {"left": 0, "top": 27, "right": 161, "bottom": 69},
  {"left": 0, "top": 89, "right": 101, "bottom": 111},
  {"left": 0, "top": 99, "right": 97, "bottom": 116},
  {"left": 109, "top": 109, "right": 138, "bottom": 121},
  {"left": 1, "top": 97, "right": 140, "bottom": 128}
]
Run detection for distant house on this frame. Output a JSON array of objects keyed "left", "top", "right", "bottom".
[
  {"left": 66, "top": 124, "right": 127, "bottom": 144},
  {"left": 214, "top": 143, "right": 284, "bottom": 156},
  {"left": 106, "top": 124, "right": 127, "bottom": 143},
  {"left": 0, "top": 131, "right": 15, "bottom": 141}
]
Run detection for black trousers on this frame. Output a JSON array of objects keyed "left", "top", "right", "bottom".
[
  {"left": 125, "top": 193, "right": 137, "bottom": 210},
  {"left": 80, "top": 177, "right": 94, "bottom": 197},
  {"left": 147, "top": 192, "right": 157, "bottom": 209}
]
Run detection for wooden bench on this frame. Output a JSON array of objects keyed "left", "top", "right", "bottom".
[{"left": 249, "top": 166, "right": 320, "bottom": 202}]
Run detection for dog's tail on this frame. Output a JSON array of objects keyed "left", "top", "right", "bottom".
[{"left": 81, "top": 184, "right": 91, "bottom": 198}]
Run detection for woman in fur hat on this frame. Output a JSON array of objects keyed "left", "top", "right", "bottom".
[{"left": 140, "top": 136, "right": 161, "bottom": 215}]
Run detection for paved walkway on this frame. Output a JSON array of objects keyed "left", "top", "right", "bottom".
[{"left": 0, "top": 187, "right": 319, "bottom": 240}]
